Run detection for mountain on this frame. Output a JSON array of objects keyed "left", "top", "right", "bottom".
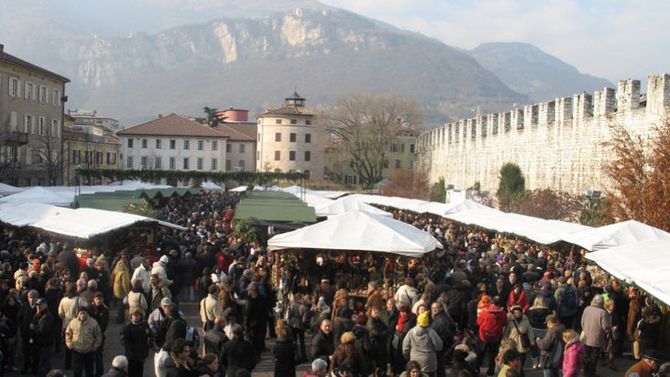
[
  {"left": 469, "top": 42, "right": 612, "bottom": 102},
  {"left": 0, "top": 1, "right": 525, "bottom": 126}
]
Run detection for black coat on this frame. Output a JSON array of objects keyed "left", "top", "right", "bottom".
[
  {"left": 101, "top": 367, "right": 127, "bottom": 377},
  {"left": 431, "top": 311, "right": 456, "bottom": 351},
  {"left": 162, "top": 316, "right": 187, "bottom": 352},
  {"left": 121, "top": 321, "right": 152, "bottom": 360},
  {"left": 245, "top": 295, "right": 268, "bottom": 338},
  {"left": 203, "top": 327, "right": 228, "bottom": 356},
  {"left": 219, "top": 338, "right": 258, "bottom": 377},
  {"left": 272, "top": 338, "right": 296, "bottom": 377},
  {"left": 32, "top": 310, "right": 55, "bottom": 347},
  {"left": 17, "top": 303, "right": 36, "bottom": 333},
  {"left": 310, "top": 330, "right": 334, "bottom": 362}
]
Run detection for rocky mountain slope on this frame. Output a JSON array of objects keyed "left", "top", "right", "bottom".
[{"left": 470, "top": 42, "right": 612, "bottom": 102}]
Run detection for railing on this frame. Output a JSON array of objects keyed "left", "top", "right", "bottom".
[{"left": 5, "top": 131, "right": 29, "bottom": 145}]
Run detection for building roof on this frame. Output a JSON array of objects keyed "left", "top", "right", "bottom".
[
  {"left": 215, "top": 123, "right": 257, "bottom": 141},
  {"left": 0, "top": 45, "right": 70, "bottom": 83},
  {"left": 258, "top": 91, "right": 314, "bottom": 117},
  {"left": 117, "top": 114, "right": 228, "bottom": 138}
]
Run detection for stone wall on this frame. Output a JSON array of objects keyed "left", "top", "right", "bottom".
[{"left": 418, "top": 74, "right": 670, "bottom": 195}]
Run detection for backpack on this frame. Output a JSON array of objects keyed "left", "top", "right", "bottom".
[
  {"left": 561, "top": 287, "right": 577, "bottom": 311},
  {"left": 186, "top": 324, "right": 200, "bottom": 350}
]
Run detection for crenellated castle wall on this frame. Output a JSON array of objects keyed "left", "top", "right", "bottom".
[{"left": 418, "top": 74, "right": 670, "bottom": 195}]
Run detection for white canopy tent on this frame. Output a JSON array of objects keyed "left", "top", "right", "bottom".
[
  {"left": 0, "top": 202, "right": 185, "bottom": 239},
  {"left": 268, "top": 210, "right": 442, "bottom": 257},
  {"left": 313, "top": 196, "right": 392, "bottom": 218},
  {"left": 0, "top": 183, "right": 23, "bottom": 196},
  {"left": 200, "top": 181, "right": 225, "bottom": 191},
  {"left": 229, "top": 186, "right": 248, "bottom": 192},
  {"left": 586, "top": 240, "right": 670, "bottom": 305},
  {"left": 560, "top": 220, "right": 670, "bottom": 251}
]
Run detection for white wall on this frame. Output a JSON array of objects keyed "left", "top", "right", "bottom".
[{"left": 120, "top": 135, "right": 228, "bottom": 171}]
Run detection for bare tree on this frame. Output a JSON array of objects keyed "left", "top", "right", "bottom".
[
  {"left": 320, "top": 93, "right": 421, "bottom": 187},
  {"left": 36, "top": 131, "right": 62, "bottom": 186}
]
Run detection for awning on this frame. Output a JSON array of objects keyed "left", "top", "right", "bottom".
[
  {"left": 268, "top": 210, "right": 442, "bottom": 257},
  {"left": 560, "top": 220, "right": 670, "bottom": 251},
  {"left": 75, "top": 196, "right": 149, "bottom": 212},
  {"left": 313, "top": 196, "right": 392, "bottom": 218},
  {"left": 586, "top": 240, "right": 670, "bottom": 305},
  {"left": 0, "top": 202, "right": 185, "bottom": 239}
]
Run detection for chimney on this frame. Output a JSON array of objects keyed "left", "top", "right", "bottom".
[{"left": 0, "top": 44, "right": 4, "bottom": 54}]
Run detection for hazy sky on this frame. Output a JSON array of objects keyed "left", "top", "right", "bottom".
[{"left": 320, "top": 0, "right": 670, "bottom": 82}]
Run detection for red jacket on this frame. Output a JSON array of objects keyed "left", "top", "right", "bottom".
[
  {"left": 507, "top": 289, "right": 529, "bottom": 312},
  {"left": 477, "top": 304, "right": 507, "bottom": 343}
]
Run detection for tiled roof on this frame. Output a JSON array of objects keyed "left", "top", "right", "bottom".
[
  {"left": 259, "top": 105, "right": 315, "bottom": 117},
  {"left": 215, "top": 123, "right": 257, "bottom": 141},
  {"left": 0, "top": 47, "right": 70, "bottom": 83},
  {"left": 117, "top": 114, "right": 228, "bottom": 138}
]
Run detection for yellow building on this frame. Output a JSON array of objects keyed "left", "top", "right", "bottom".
[{"left": 63, "top": 114, "right": 121, "bottom": 185}]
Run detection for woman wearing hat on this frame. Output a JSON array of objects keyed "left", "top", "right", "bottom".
[
  {"left": 402, "top": 311, "right": 443, "bottom": 377},
  {"left": 503, "top": 305, "right": 534, "bottom": 377}
]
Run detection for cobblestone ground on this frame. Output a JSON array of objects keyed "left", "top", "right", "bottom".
[{"left": 6, "top": 302, "right": 634, "bottom": 377}]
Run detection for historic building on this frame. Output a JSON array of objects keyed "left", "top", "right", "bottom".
[
  {"left": 117, "top": 114, "right": 229, "bottom": 172},
  {"left": 67, "top": 109, "right": 122, "bottom": 132},
  {"left": 63, "top": 113, "right": 121, "bottom": 185},
  {"left": 418, "top": 73, "right": 670, "bottom": 195},
  {"left": 0, "top": 44, "right": 69, "bottom": 186},
  {"left": 215, "top": 123, "right": 257, "bottom": 172},
  {"left": 256, "top": 92, "right": 327, "bottom": 180}
]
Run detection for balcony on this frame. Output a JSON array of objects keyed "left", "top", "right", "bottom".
[{"left": 4, "top": 131, "right": 29, "bottom": 145}]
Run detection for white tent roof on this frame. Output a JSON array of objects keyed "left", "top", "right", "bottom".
[
  {"left": 0, "top": 202, "right": 185, "bottom": 239},
  {"left": 313, "top": 196, "right": 392, "bottom": 218},
  {"left": 560, "top": 220, "right": 670, "bottom": 251},
  {"left": 268, "top": 210, "right": 442, "bottom": 257},
  {"left": 586, "top": 240, "right": 670, "bottom": 305},
  {"left": 0, "top": 183, "right": 23, "bottom": 196},
  {"left": 200, "top": 181, "right": 224, "bottom": 190},
  {"left": 229, "top": 186, "right": 248, "bottom": 192}
]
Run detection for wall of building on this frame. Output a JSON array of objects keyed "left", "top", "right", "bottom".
[
  {"left": 119, "top": 135, "right": 228, "bottom": 172},
  {"left": 418, "top": 74, "right": 670, "bottom": 195},
  {"left": 63, "top": 121, "right": 121, "bottom": 185},
  {"left": 342, "top": 134, "right": 417, "bottom": 185},
  {"left": 0, "top": 59, "right": 67, "bottom": 186},
  {"left": 256, "top": 115, "right": 327, "bottom": 180},
  {"left": 225, "top": 140, "right": 256, "bottom": 172}
]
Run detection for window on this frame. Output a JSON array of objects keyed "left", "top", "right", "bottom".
[
  {"left": 127, "top": 139, "right": 134, "bottom": 148},
  {"left": 155, "top": 139, "right": 162, "bottom": 149},
  {"left": 106, "top": 152, "right": 116, "bottom": 165},
  {"left": 141, "top": 139, "right": 148, "bottom": 148},
  {"left": 9, "top": 77, "right": 19, "bottom": 97},
  {"left": 275, "top": 119, "right": 282, "bottom": 125},
  {"left": 39, "top": 86, "right": 48, "bottom": 103},
  {"left": 126, "top": 156, "right": 133, "bottom": 169},
  {"left": 212, "top": 140, "right": 218, "bottom": 151},
  {"left": 72, "top": 150, "right": 81, "bottom": 164},
  {"left": 239, "top": 143, "right": 246, "bottom": 153},
  {"left": 154, "top": 157, "right": 162, "bottom": 169},
  {"left": 290, "top": 119, "right": 297, "bottom": 125},
  {"left": 169, "top": 157, "right": 176, "bottom": 170},
  {"left": 197, "top": 158, "right": 203, "bottom": 170},
  {"left": 275, "top": 132, "right": 281, "bottom": 142},
  {"left": 290, "top": 133, "right": 296, "bottom": 142},
  {"left": 401, "top": 144, "right": 405, "bottom": 153},
  {"left": 170, "top": 140, "right": 176, "bottom": 149},
  {"left": 225, "top": 160, "right": 232, "bottom": 171},
  {"left": 257, "top": 133, "right": 261, "bottom": 141},
  {"left": 226, "top": 143, "right": 231, "bottom": 153},
  {"left": 25, "top": 82, "right": 34, "bottom": 100},
  {"left": 24, "top": 115, "right": 33, "bottom": 134},
  {"left": 304, "top": 151, "right": 311, "bottom": 161},
  {"left": 304, "top": 170, "right": 310, "bottom": 179},
  {"left": 140, "top": 156, "right": 148, "bottom": 168},
  {"left": 84, "top": 151, "right": 92, "bottom": 164},
  {"left": 51, "top": 119, "right": 59, "bottom": 137},
  {"left": 238, "top": 160, "right": 246, "bottom": 170},
  {"left": 410, "top": 144, "right": 415, "bottom": 153},
  {"left": 305, "top": 133, "right": 311, "bottom": 143},
  {"left": 211, "top": 158, "right": 217, "bottom": 171},
  {"left": 274, "top": 151, "right": 281, "bottom": 161},
  {"left": 289, "top": 151, "right": 296, "bottom": 161},
  {"left": 197, "top": 140, "right": 204, "bottom": 151},
  {"left": 183, "top": 158, "right": 189, "bottom": 169},
  {"left": 306, "top": 120, "right": 312, "bottom": 125},
  {"left": 395, "top": 160, "right": 401, "bottom": 169},
  {"left": 183, "top": 140, "right": 190, "bottom": 150},
  {"left": 96, "top": 152, "right": 103, "bottom": 165},
  {"left": 256, "top": 151, "right": 260, "bottom": 161},
  {"left": 383, "top": 160, "right": 389, "bottom": 169},
  {"left": 390, "top": 143, "right": 399, "bottom": 153},
  {"left": 38, "top": 117, "right": 46, "bottom": 135},
  {"left": 53, "top": 90, "right": 61, "bottom": 106}
]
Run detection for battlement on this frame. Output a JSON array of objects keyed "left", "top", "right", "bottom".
[{"left": 420, "top": 73, "right": 670, "bottom": 147}]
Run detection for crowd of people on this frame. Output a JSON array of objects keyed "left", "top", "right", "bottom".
[{"left": 0, "top": 190, "right": 667, "bottom": 377}]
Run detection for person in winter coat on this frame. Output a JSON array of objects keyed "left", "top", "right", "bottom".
[
  {"left": 272, "top": 325, "right": 297, "bottom": 377},
  {"left": 120, "top": 309, "right": 152, "bottom": 377},
  {"left": 90, "top": 293, "right": 110, "bottom": 377},
  {"left": 219, "top": 324, "right": 258, "bottom": 377},
  {"left": 507, "top": 285, "right": 529, "bottom": 313},
  {"left": 18, "top": 289, "right": 39, "bottom": 374},
  {"left": 536, "top": 315, "right": 565, "bottom": 377},
  {"left": 112, "top": 257, "right": 132, "bottom": 323},
  {"left": 164, "top": 338, "right": 198, "bottom": 377},
  {"left": 244, "top": 283, "right": 268, "bottom": 356},
  {"left": 33, "top": 298, "right": 55, "bottom": 377},
  {"left": 310, "top": 319, "right": 335, "bottom": 364},
  {"left": 150, "top": 274, "right": 172, "bottom": 311},
  {"left": 402, "top": 311, "right": 444, "bottom": 375},
  {"left": 503, "top": 305, "right": 535, "bottom": 374},
  {"left": 59, "top": 282, "right": 84, "bottom": 370},
  {"left": 130, "top": 260, "right": 151, "bottom": 296},
  {"left": 562, "top": 329, "right": 586, "bottom": 377},
  {"left": 125, "top": 279, "right": 148, "bottom": 321},
  {"left": 65, "top": 307, "right": 103, "bottom": 377},
  {"left": 477, "top": 297, "right": 507, "bottom": 377},
  {"left": 352, "top": 315, "right": 372, "bottom": 376},
  {"left": 394, "top": 277, "right": 419, "bottom": 309},
  {"left": 580, "top": 294, "right": 611, "bottom": 377},
  {"left": 367, "top": 307, "right": 389, "bottom": 375},
  {"left": 204, "top": 316, "right": 229, "bottom": 358},
  {"left": 430, "top": 302, "right": 455, "bottom": 377},
  {"left": 527, "top": 296, "right": 552, "bottom": 369},
  {"left": 332, "top": 332, "right": 366, "bottom": 377},
  {"left": 195, "top": 353, "right": 220, "bottom": 377},
  {"left": 365, "top": 281, "right": 384, "bottom": 314},
  {"left": 102, "top": 356, "right": 129, "bottom": 377}
]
